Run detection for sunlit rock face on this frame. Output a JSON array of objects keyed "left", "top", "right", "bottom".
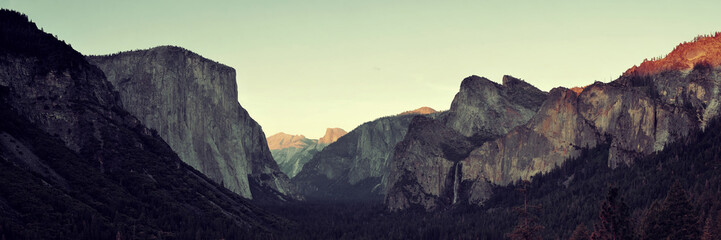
[
  {"left": 318, "top": 128, "right": 347, "bottom": 145},
  {"left": 386, "top": 75, "right": 547, "bottom": 211},
  {"left": 399, "top": 106, "right": 438, "bottom": 116},
  {"left": 267, "top": 129, "right": 346, "bottom": 178},
  {"left": 386, "top": 33, "right": 721, "bottom": 211},
  {"left": 292, "top": 110, "right": 437, "bottom": 201},
  {"left": 88, "top": 47, "right": 299, "bottom": 201},
  {"left": 624, "top": 32, "right": 721, "bottom": 76},
  {"left": 268, "top": 133, "right": 312, "bottom": 150}
]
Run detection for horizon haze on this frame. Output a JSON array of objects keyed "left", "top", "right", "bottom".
[{"left": 4, "top": 0, "right": 720, "bottom": 138}]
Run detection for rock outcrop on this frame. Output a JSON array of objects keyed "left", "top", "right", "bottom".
[
  {"left": 293, "top": 111, "right": 436, "bottom": 201},
  {"left": 386, "top": 33, "right": 721, "bottom": 211},
  {"left": 399, "top": 106, "right": 438, "bottom": 116},
  {"left": 318, "top": 128, "right": 348, "bottom": 145},
  {"left": 267, "top": 128, "right": 346, "bottom": 178},
  {"left": 624, "top": 32, "right": 721, "bottom": 76},
  {"left": 87, "top": 46, "right": 297, "bottom": 200},
  {"left": 444, "top": 75, "right": 548, "bottom": 140},
  {"left": 0, "top": 10, "right": 281, "bottom": 238},
  {"left": 386, "top": 75, "right": 547, "bottom": 210}
]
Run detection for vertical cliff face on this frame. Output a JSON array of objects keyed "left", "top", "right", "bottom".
[
  {"left": 460, "top": 87, "right": 601, "bottom": 199},
  {"left": 386, "top": 33, "right": 721, "bottom": 211},
  {"left": 385, "top": 75, "right": 547, "bottom": 211},
  {"left": 88, "top": 48, "right": 297, "bottom": 200},
  {"left": 0, "top": 10, "right": 281, "bottom": 237},
  {"left": 459, "top": 70, "right": 713, "bottom": 204},
  {"left": 384, "top": 116, "right": 477, "bottom": 210},
  {"left": 444, "top": 75, "right": 547, "bottom": 140},
  {"left": 292, "top": 112, "right": 432, "bottom": 201}
]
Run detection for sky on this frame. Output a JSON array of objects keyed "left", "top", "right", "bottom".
[{"left": 3, "top": 1, "right": 720, "bottom": 139}]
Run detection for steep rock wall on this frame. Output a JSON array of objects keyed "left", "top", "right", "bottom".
[{"left": 88, "top": 48, "right": 297, "bottom": 200}]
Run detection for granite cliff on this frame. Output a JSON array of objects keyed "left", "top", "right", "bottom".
[
  {"left": 318, "top": 128, "right": 348, "bottom": 145},
  {"left": 293, "top": 109, "right": 438, "bottom": 201},
  {"left": 87, "top": 47, "right": 297, "bottom": 201},
  {"left": 386, "top": 75, "right": 548, "bottom": 210},
  {"left": 386, "top": 33, "right": 721, "bottom": 211},
  {"left": 267, "top": 128, "right": 346, "bottom": 178},
  {"left": 0, "top": 10, "right": 282, "bottom": 238}
]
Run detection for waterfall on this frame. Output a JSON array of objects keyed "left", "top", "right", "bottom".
[{"left": 452, "top": 162, "right": 461, "bottom": 204}]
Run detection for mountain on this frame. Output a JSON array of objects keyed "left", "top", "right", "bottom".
[
  {"left": 624, "top": 32, "right": 721, "bottom": 76},
  {"left": 292, "top": 108, "right": 440, "bottom": 201},
  {"left": 386, "top": 75, "right": 548, "bottom": 210},
  {"left": 268, "top": 133, "right": 313, "bottom": 150},
  {"left": 399, "top": 106, "right": 438, "bottom": 116},
  {"left": 87, "top": 47, "right": 298, "bottom": 201},
  {"left": 385, "top": 33, "right": 721, "bottom": 211},
  {"left": 318, "top": 128, "right": 348, "bottom": 145},
  {"left": 267, "top": 128, "right": 346, "bottom": 178},
  {"left": 0, "top": 10, "right": 282, "bottom": 238}
]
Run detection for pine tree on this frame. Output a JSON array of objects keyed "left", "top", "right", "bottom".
[
  {"left": 639, "top": 200, "right": 663, "bottom": 240},
  {"left": 506, "top": 181, "right": 544, "bottom": 240},
  {"left": 569, "top": 223, "right": 590, "bottom": 240},
  {"left": 701, "top": 215, "right": 716, "bottom": 240},
  {"left": 641, "top": 180, "right": 700, "bottom": 240},
  {"left": 590, "top": 186, "right": 633, "bottom": 240}
]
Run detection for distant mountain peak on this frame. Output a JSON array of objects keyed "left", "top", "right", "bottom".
[
  {"left": 624, "top": 32, "right": 721, "bottom": 76},
  {"left": 399, "top": 106, "right": 438, "bottom": 116},
  {"left": 318, "top": 128, "right": 347, "bottom": 144},
  {"left": 267, "top": 132, "right": 310, "bottom": 150}
]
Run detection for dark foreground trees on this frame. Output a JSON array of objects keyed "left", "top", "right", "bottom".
[
  {"left": 640, "top": 181, "right": 700, "bottom": 240},
  {"left": 507, "top": 181, "right": 544, "bottom": 240},
  {"left": 590, "top": 186, "right": 633, "bottom": 240}
]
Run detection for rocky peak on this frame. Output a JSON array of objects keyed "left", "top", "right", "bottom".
[
  {"left": 267, "top": 132, "right": 310, "bottom": 150},
  {"left": 88, "top": 47, "right": 299, "bottom": 201},
  {"left": 385, "top": 75, "right": 548, "bottom": 211},
  {"left": 444, "top": 75, "right": 548, "bottom": 139},
  {"left": 399, "top": 106, "right": 438, "bottom": 116},
  {"left": 318, "top": 128, "right": 347, "bottom": 144},
  {"left": 502, "top": 75, "right": 549, "bottom": 110},
  {"left": 624, "top": 32, "right": 721, "bottom": 76},
  {"left": 459, "top": 75, "right": 502, "bottom": 94},
  {"left": 502, "top": 75, "right": 532, "bottom": 89},
  {"left": 569, "top": 86, "right": 585, "bottom": 95},
  {"left": 0, "top": 10, "right": 282, "bottom": 235}
]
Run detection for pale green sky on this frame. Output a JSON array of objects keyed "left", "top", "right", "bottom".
[{"left": 4, "top": 1, "right": 720, "bottom": 138}]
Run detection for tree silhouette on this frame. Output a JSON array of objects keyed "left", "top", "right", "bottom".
[
  {"left": 700, "top": 213, "right": 718, "bottom": 240},
  {"left": 506, "top": 180, "right": 544, "bottom": 240},
  {"left": 569, "top": 223, "right": 590, "bottom": 240},
  {"left": 642, "top": 181, "right": 699, "bottom": 240},
  {"left": 590, "top": 186, "right": 633, "bottom": 240}
]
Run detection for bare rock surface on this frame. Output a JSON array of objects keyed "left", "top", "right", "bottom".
[{"left": 88, "top": 47, "right": 298, "bottom": 200}]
